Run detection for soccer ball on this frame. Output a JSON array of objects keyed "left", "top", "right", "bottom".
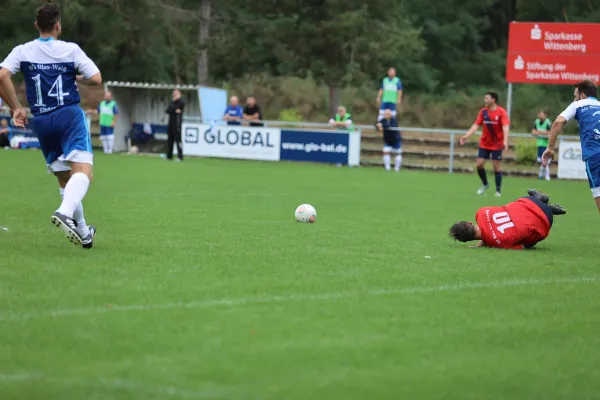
[{"left": 295, "top": 204, "right": 317, "bottom": 223}]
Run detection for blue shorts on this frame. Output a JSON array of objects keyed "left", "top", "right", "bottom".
[
  {"left": 380, "top": 102, "right": 397, "bottom": 112},
  {"left": 585, "top": 153, "right": 600, "bottom": 198},
  {"left": 537, "top": 146, "right": 546, "bottom": 162},
  {"left": 33, "top": 105, "right": 93, "bottom": 172},
  {"left": 477, "top": 148, "right": 503, "bottom": 161},
  {"left": 100, "top": 126, "right": 114, "bottom": 136}
]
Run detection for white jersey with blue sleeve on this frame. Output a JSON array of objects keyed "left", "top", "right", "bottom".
[
  {"left": 0, "top": 38, "right": 99, "bottom": 116},
  {"left": 559, "top": 97, "right": 600, "bottom": 161}
]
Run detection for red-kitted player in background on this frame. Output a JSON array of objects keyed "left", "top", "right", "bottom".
[{"left": 449, "top": 189, "right": 566, "bottom": 250}]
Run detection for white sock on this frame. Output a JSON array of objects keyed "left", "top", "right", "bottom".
[
  {"left": 60, "top": 187, "right": 89, "bottom": 237},
  {"left": 57, "top": 173, "right": 90, "bottom": 218},
  {"left": 545, "top": 161, "right": 551, "bottom": 179},
  {"left": 383, "top": 154, "right": 391, "bottom": 170},
  {"left": 394, "top": 155, "right": 402, "bottom": 171},
  {"left": 539, "top": 165, "right": 544, "bottom": 176},
  {"left": 107, "top": 135, "right": 114, "bottom": 154}
]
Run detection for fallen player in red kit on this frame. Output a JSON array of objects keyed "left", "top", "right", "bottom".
[{"left": 449, "top": 189, "right": 566, "bottom": 249}]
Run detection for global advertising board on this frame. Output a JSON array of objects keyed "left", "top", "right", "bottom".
[
  {"left": 182, "top": 123, "right": 281, "bottom": 161},
  {"left": 279, "top": 129, "right": 360, "bottom": 166},
  {"left": 506, "top": 22, "right": 600, "bottom": 84},
  {"left": 557, "top": 140, "right": 587, "bottom": 180}
]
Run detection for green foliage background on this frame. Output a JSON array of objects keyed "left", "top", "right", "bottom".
[{"left": 1, "top": 0, "right": 596, "bottom": 129}]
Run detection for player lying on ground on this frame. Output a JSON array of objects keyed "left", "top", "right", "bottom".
[{"left": 449, "top": 189, "right": 566, "bottom": 250}]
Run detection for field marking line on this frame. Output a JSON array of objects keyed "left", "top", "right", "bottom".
[
  {"left": 0, "top": 275, "right": 598, "bottom": 322},
  {"left": 0, "top": 372, "right": 229, "bottom": 399}
]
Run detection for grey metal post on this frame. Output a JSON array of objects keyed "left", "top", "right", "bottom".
[
  {"left": 449, "top": 132, "right": 455, "bottom": 174},
  {"left": 507, "top": 83, "right": 513, "bottom": 120}
]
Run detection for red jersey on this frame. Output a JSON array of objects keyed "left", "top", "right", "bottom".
[
  {"left": 475, "top": 198, "right": 551, "bottom": 250},
  {"left": 474, "top": 106, "right": 510, "bottom": 150}
]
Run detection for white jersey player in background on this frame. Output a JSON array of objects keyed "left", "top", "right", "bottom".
[{"left": 0, "top": 3, "right": 102, "bottom": 248}]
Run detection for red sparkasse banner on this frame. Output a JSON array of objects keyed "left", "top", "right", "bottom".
[
  {"left": 506, "top": 53, "right": 600, "bottom": 84},
  {"left": 508, "top": 22, "right": 600, "bottom": 55}
]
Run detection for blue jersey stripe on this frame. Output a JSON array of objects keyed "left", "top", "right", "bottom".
[{"left": 80, "top": 108, "right": 92, "bottom": 153}]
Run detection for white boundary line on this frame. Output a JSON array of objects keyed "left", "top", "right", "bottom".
[
  {"left": 1, "top": 275, "right": 598, "bottom": 322},
  {"left": 0, "top": 373, "right": 226, "bottom": 399}
]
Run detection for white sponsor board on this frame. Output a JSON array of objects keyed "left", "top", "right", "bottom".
[
  {"left": 182, "top": 123, "right": 281, "bottom": 161},
  {"left": 558, "top": 140, "right": 587, "bottom": 180}
]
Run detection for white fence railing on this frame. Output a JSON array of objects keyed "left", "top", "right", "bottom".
[{"left": 182, "top": 117, "right": 580, "bottom": 174}]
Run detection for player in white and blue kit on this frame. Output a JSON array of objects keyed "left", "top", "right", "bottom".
[
  {"left": 0, "top": 3, "right": 102, "bottom": 247},
  {"left": 542, "top": 79, "right": 600, "bottom": 212}
]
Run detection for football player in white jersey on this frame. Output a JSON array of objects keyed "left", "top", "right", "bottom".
[
  {"left": 0, "top": 3, "right": 102, "bottom": 248},
  {"left": 543, "top": 79, "right": 600, "bottom": 212}
]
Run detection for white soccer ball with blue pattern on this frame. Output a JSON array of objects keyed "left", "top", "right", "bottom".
[{"left": 295, "top": 204, "right": 317, "bottom": 223}]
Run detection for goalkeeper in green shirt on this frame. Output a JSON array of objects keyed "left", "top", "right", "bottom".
[{"left": 531, "top": 110, "right": 552, "bottom": 181}]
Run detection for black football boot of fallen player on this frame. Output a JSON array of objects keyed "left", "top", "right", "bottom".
[
  {"left": 527, "top": 188, "right": 550, "bottom": 204},
  {"left": 548, "top": 203, "right": 567, "bottom": 215}
]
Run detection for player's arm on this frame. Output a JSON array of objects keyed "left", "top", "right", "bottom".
[
  {"left": 468, "top": 240, "right": 484, "bottom": 248},
  {"left": 0, "top": 47, "right": 25, "bottom": 122},
  {"left": 175, "top": 99, "right": 184, "bottom": 114},
  {"left": 502, "top": 124, "right": 510, "bottom": 151},
  {"left": 0, "top": 68, "right": 25, "bottom": 126},
  {"left": 243, "top": 107, "right": 251, "bottom": 121},
  {"left": 397, "top": 81, "right": 403, "bottom": 105},
  {"left": 0, "top": 83, "right": 8, "bottom": 109},
  {"left": 531, "top": 122, "right": 538, "bottom": 136},
  {"left": 460, "top": 123, "right": 480, "bottom": 145},
  {"left": 112, "top": 105, "right": 119, "bottom": 127},
  {"left": 74, "top": 45, "right": 102, "bottom": 86},
  {"left": 376, "top": 88, "right": 383, "bottom": 105},
  {"left": 76, "top": 72, "right": 102, "bottom": 86}
]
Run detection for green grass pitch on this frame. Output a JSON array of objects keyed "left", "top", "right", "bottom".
[{"left": 1, "top": 150, "right": 599, "bottom": 400}]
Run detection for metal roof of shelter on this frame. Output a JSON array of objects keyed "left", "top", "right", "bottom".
[{"left": 105, "top": 81, "right": 203, "bottom": 90}]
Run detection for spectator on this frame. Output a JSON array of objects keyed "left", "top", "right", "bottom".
[
  {"left": 165, "top": 89, "right": 185, "bottom": 162},
  {"left": 376, "top": 109, "right": 402, "bottom": 171},
  {"left": 88, "top": 91, "right": 119, "bottom": 154},
  {"left": 0, "top": 118, "right": 11, "bottom": 148},
  {"left": 531, "top": 110, "right": 552, "bottom": 181},
  {"left": 243, "top": 96, "right": 263, "bottom": 126},
  {"left": 223, "top": 96, "right": 244, "bottom": 126},
  {"left": 376, "top": 67, "right": 403, "bottom": 121},
  {"left": 328, "top": 106, "right": 353, "bottom": 131}
]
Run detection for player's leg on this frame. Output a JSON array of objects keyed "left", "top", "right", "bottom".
[
  {"left": 166, "top": 126, "right": 175, "bottom": 160},
  {"left": 537, "top": 146, "right": 544, "bottom": 179},
  {"left": 107, "top": 134, "right": 115, "bottom": 154},
  {"left": 585, "top": 155, "right": 600, "bottom": 212},
  {"left": 55, "top": 171, "right": 90, "bottom": 236},
  {"left": 378, "top": 103, "right": 396, "bottom": 121},
  {"left": 51, "top": 107, "right": 95, "bottom": 245},
  {"left": 393, "top": 139, "right": 402, "bottom": 172},
  {"left": 175, "top": 127, "right": 183, "bottom": 161},
  {"left": 491, "top": 150, "right": 503, "bottom": 197},
  {"left": 382, "top": 146, "right": 392, "bottom": 171},
  {"left": 100, "top": 127, "right": 108, "bottom": 154},
  {"left": 527, "top": 188, "right": 549, "bottom": 204},
  {"left": 475, "top": 149, "right": 489, "bottom": 194}
]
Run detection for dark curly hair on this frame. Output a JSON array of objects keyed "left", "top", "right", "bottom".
[
  {"left": 449, "top": 221, "right": 477, "bottom": 242},
  {"left": 36, "top": 2, "right": 61, "bottom": 33}
]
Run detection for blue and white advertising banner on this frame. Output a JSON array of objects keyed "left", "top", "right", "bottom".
[
  {"left": 182, "top": 123, "right": 281, "bottom": 161},
  {"left": 558, "top": 140, "right": 587, "bottom": 180},
  {"left": 280, "top": 129, "right": 360, "bottom": 166},
  {"left": 182, "top": 124, "right": 361, "bottom": 165}
]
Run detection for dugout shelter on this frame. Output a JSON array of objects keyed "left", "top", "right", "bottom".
[{"left": 104, "top": 81, "right": 227, "bottom": 152}]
